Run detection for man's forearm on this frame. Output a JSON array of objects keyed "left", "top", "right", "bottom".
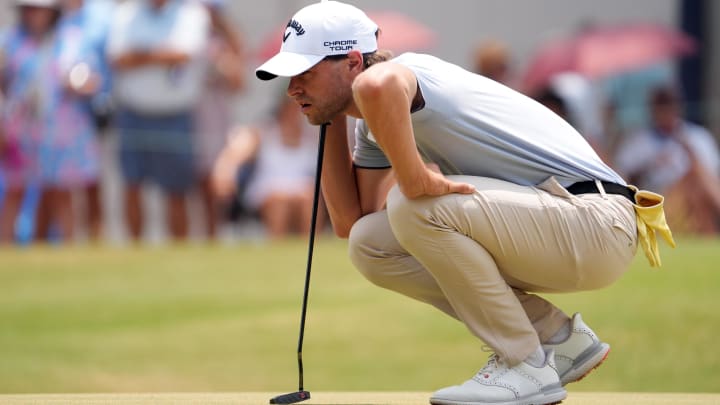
[
  {"left": 112, "top": 49, "right": 190, "bottom": 70},
  {"left": 320, "top": 118, "right": 363, "bottom": 238}
]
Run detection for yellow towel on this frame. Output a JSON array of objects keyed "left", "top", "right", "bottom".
[{"left": 629, "top": 186, "right": 677, "bottom": 267}]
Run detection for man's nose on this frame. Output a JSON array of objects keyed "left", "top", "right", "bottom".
[{"left": 287, "top": 77, "right": 302, "bottom": 97}]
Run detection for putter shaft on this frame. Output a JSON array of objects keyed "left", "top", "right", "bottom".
[{"left": 270, "top": 124, "right": 327, "bottom": 405}]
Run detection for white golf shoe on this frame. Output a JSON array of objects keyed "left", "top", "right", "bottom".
[
  {"left": 429, "top": 350, "right": 566, "bottom": 405},
  {"left": 542, "top": 313, "right": 611, "bottom": 385}
]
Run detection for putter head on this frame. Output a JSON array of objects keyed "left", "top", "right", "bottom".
[{"left": 269, "top": 390, "right": 311, "bottom": 404}]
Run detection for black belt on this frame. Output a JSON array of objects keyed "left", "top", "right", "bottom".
[{"left": 566, "top": 181, "right": 635, "bottom": 202}]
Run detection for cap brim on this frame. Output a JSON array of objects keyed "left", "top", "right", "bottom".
[{"left": 256, "top": 52, "right": 325, "bottom": 81}]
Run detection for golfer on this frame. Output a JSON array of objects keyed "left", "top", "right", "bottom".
[{"left": 257, "top": 2, "right": 675, "bottom": 404}]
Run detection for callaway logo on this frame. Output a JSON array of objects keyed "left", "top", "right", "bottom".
[{"left": 284, "top": 19, "right": 306, "bottom": 42}]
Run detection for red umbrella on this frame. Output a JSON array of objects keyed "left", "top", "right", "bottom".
[
  {"left": 256, "top": 10, "right": 437, "bottom": 61},
  {"left": 521, "top": 23, "right": 696, "bottom": 93}
]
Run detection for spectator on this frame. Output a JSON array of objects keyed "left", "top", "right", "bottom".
[
  {"left": 534, "top": 87, "right": 570, "bottom": 123},
  {"left": 56, "top": 0, "right": 115, "bottom": 241},
  {"left": 535, "top": 85, "right": 610, "bottom": 162},
  {"left": 107, "top": 0, "right": 209, "bottom": 242},
  {"left": 1, "top": 0, "right": 102, "bottom": 244},
  {"left": 472, "top": 40, "right": 512, "bottom": 86},
  {"left": 615, "top": 86, "right": 720, "bottom": 234},
  {"left": 598, "top": 99, "right": 625, "bottom": 165},
  {"left": 549, "top": 73, "right": 606, "bottom": 156},
  {"left": 602, "top": 63, "right": 674, "bottom": 134},
  {"left": 194, "top": 0, "right": 245, "bottom": 240},
  {"left": 78, "top": 0, "right": 116, "bottom": 133},
  {"left": 212, "top": 97, "right": 320, "bottom": 239}
]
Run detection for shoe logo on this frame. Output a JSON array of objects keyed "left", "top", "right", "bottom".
[{"left": 284, "top": 19, "right": 305, "bottom": 42}]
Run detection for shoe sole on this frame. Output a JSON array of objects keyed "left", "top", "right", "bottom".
[
  {"left": 560, "top": 342, "right": 610, "bottom": 385},
  {"left": 430, "top": 400, "right": 564, "bottom": 405},
  {"left": 429, "top": 387, "right": 567, "bottom": 405}
]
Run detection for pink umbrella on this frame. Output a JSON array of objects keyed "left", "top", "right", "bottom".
[
  {"left": 370, "top": 11, "right": 437, "bottom": 54},
  {"left": 256, "top": 10, "right": 437, "bottom": 61},
  {"left": 521, "top": 23, "right": 696, "bottom": 93}
]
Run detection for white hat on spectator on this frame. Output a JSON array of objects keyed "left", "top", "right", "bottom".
[
  {"left": 256, "top": 0, "right": 378, "bottom": 80},
  {"left": 15, "top": 0, "right": 60, "bottom": 8}
]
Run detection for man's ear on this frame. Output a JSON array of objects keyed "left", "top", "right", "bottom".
[{"left": 347, "top": 50, "right": 364, "bottom": 72}]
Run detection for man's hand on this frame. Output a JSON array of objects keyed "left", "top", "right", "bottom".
[
  {"left": 211, "top": 126, "right": 259, "bottom": 199},
  {"left": 112, "top": 49, "right": 190, "bottom": 71},
  {"left": 66, "top": 63, "right": 100, "bottom": 97},
  {"left": 401, "top": 167, "right": 475, "bottom": 199}
]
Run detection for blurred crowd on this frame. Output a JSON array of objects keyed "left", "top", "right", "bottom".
[
  {"left": 0, "top": 0, "right": 718, "bottom": 246},
  {"left": 473, "top": 38, "right": 720, "bottom": 235},
  {"left": 0, "top": 0, "right": 320, "bottom": 245}
]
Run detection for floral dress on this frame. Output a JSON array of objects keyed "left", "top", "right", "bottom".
[{"left": 0, "top": 22, "right": 100, "bottom": 189}]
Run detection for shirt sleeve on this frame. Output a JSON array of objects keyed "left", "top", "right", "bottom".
[
  {"left": 352, "top": 119, "right": 391, "bottom": 169},
  {"left": 105, "top": 4, "right": 130, "bottom": 60},
  {"left": 168, "top": 3, "right": 209, "bottom": 56}
]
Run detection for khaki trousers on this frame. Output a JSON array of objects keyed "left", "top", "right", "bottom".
[{"left": 348, "top": 176, "right": 637, "bottom": 365}]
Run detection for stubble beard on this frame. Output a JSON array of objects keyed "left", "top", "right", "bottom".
[{"left": 305, "top": 81, "right": 354, "bottom": 126}]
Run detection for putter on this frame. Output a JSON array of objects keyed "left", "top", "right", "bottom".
[{"left": 269, "top": 123, "right": 328, "bottom": 405}]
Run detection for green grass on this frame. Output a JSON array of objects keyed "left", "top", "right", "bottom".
[{"left": 0, "top": 237, "right": 717, "bottom": 394}]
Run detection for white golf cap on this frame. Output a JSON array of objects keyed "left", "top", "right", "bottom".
[{"left": 256, "top": 0, "right": 378, "bottom": 81}]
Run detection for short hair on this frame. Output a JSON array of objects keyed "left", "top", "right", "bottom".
[
  {"left": 650, "top": 86, "right": 681, "bottom": 107},
  {"left": 474, "top": 40, "right": 509, "bottom": 76},
  {"left": 323, "top": 50, "right": 393, "bottom": 69},
  {"left": 535, "top": 88, "right": 567, "bottom": 114},
  {"left": 322, "top": 29, "right": 393, "bottom": 70}
]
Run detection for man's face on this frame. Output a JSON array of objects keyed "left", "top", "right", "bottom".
[
  {"left": 287, "top": 58, "right": 354, "bottom": 125},
  {"left": 21, "top": 6, "right": 56, "bottom": 35},
  {"left": 652, "top": 101, "right": 680, "bottom": 134},
  {"left": 149, "top": 0, "right": 168, "bottom": 9}
]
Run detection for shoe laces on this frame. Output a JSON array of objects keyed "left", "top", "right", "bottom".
[{"left": 473, "top": 351, "right": 508, "bottom": 382}]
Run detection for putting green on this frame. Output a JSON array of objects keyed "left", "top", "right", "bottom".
[{"left": 0, "top": 392, "right": 717, "bottom": 404}]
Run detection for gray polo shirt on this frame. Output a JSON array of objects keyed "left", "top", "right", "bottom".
[{"left": 353, "top": 53, "right": 624, "bottom": 187}]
